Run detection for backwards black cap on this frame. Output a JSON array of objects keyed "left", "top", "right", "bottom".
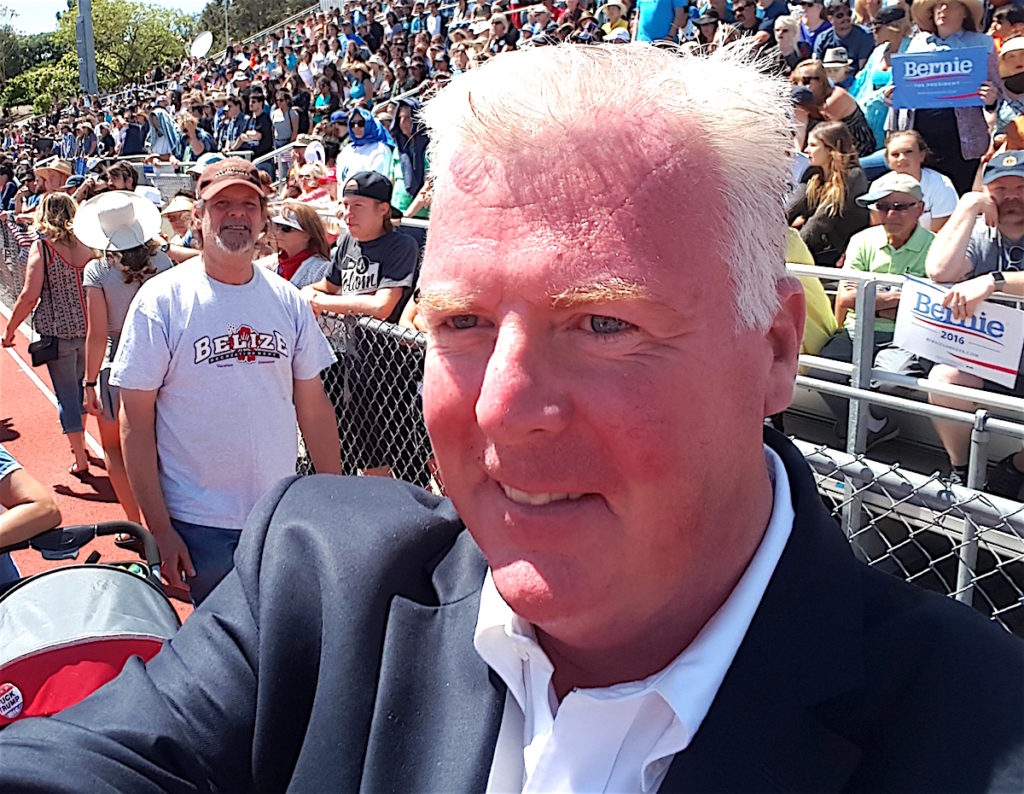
[{"left": 342, "top": 170, "right": 393, "bottom": 203}]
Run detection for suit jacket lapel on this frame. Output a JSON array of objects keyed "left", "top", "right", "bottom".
[
  {"left": 660, "top": 429, "right": 865, "bottom": 792},
  {"left": 360, "top": 532, "right": 506, "bottom": 794}
]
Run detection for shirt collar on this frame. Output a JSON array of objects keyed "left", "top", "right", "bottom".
[{"left": 474, "top": 444, "right": 795, "bottom": 788}]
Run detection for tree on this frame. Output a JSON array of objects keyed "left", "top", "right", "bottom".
[
  {"left": 1, "top": 52, "right": 80, "bottom": 114},
  {"left": 197, "top": 0, "right": 313, "bottom": 54},
  {"left": 54, "top": 0, "right": 196, "bottom": 90}
]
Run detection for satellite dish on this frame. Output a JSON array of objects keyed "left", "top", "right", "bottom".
[
  {"left": 190, "top": 31, "right": 214, "bottom": 59},
  {"left": 304, "top": 141, "right": 325, "bottom": 165}
]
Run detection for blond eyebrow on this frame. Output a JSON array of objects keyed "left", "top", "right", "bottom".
[
  {"left": 550, "top": 278, "right": 650, "bottom": 309},
  {"left": 416, "top": 290, "right": 478, "bottom": 314}
]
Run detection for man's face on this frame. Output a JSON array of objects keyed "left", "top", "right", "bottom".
[
  {"left": 827, "top": 3, "right": 853, "bottom": 36},
  {"left": 875, "top": 191, "right": 923, "bottom": 238},
  {"left": 733, "top": 1, "right": 757, "bottom": 28},
  {"left": 339, "top": 194, "right": 386, "bottom": 239},
  {"left": 418, "top": 129, "right": 801, "bottom": 642},
  {"left": 398, "top": 105, "right": 414, "bottom": 136},
  {"left": 987, "top": 175, "right": 1024, "bottom": 226},
  {"left": 199, "top": 184, "right": 264, "bottom": 253},
  {"left": 249, "top": 97, "right": 263, "bottom": 115}
]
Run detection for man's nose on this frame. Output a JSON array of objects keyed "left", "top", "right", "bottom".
[{"left": 475, "top": 321, "right": 570, "bottom": 441}]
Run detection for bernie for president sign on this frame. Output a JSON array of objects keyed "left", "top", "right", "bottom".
[{"left": 891, "top": 46, "right": 988, "bottom": 109}]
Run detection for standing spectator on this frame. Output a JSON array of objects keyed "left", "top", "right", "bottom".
[
  {"left": 146, "top": 107, "right": 181, "bottom": 161},
  {"left": 239, "top": 93, "right": 275, "bottom": 175},
  {"left": 177, "top": 112, "right": 217, "bottom": 164},
  {"left": 813, "top": 0, "right": 875, "bottom": 81},
  {"left": 1, "top": 194, "right": 95, "bottom": 476},
  {"left": 336, "top": 108, "right": 394, "bottom": 182},
  {"left": 635, "top": 0, "right": 687, "bottom": 41},
  {"left": 120, "top": 109, "right": 149, "bottom": 156},
  {"left": 96, "top": 123, "right": 117, "bottom": 157},
  {"left": 991, "top": 36, "right": 1024, "bottom": 136},
  {"left": 77, "top": 122, "right": 98, "bottom": 158},
  {"left": 893, "top": 0, "right": 998, "bottom": 195},
  {"left": 787, "top": 120, "right": 870, "bottom": 265},
  {"left": 78, "top": 192, "right": 173, "bottom": 530},
  {"left": 216, "top": 96, "right": 248, "bottom": 152},
  {"left": 0, "top": 444, "right": 61, "bottom": 596},
  {"left": 0, "top": 165, "right": 17, "bottom": 211},
  {"left": 850, "top": 5, "right": 912, "bottom": 154},
  {"left": 111, "top": 158, "right": 340, "bottom": 603}
]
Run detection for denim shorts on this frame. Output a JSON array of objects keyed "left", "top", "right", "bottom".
[{"left": 170, "top": 517, "right": 242, "bottom": 606}]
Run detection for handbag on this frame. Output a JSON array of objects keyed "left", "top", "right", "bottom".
[{"left": 27, "top": 241, "right": 59, "bottom": 367}]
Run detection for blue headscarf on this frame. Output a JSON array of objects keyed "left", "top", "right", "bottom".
[
  {"left": 146, "top": 107, "right": 181, "bottom": 154},
  {"left": 347, "top": 107, "right": 394, "bottom": 151},
  {"left": 390, "top": 98, "right": 429, "bottom": 199}
]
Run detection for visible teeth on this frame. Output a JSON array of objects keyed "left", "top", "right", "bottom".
[{"left": 500, "top": 484, "right": 583, "bottom": 505}]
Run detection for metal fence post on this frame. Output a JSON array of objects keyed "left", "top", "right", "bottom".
[
  {"left": 841, "top": 280, "right": 877, "bottom": 540},
  {"left": 955, "top": 410, "right": 990, "bottom": 605}
]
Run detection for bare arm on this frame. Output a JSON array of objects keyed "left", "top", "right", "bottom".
[
  {"left": 83, "top": 287, "right": 109, "bottom": 417},
  {"left": 669, "top": 6, "right": 687, "bottom": 39},
  {"left": 0, "top": 467, "right": 62, "bottom": 550},
  {"left": 1, "top": 241, "right": 45, "bottom": 347},
  {"left": 942, "top": 269, "right": 1024, "bottom": 320},
  {"left": 304, "top": 285, "right": 405, "bottom": 320},
  {"left": 293, "top": 376, "right": 342, "bottom": 474},
  {"left": 120, "top": 388, "right": 195, "bottom": 590},
  {"left": 926, "top": 192, "right": 991, "bottom": 283}
]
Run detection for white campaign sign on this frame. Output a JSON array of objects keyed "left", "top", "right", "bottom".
[{"left": 894, "top": 276, "right": 1024, "bottom": 388}]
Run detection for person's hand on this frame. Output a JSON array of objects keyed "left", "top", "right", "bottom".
[
  {"left": 791, "top": 215, "right": 806, "bottom": 230},
  {"left": 83, "top": 385, "right": 103, "bottom": 416},
  {"left": 152, "top": 525, "right": 196, "bottom": 592},
  {"left": 300, "top": 284, "right": 324, "bottom": 315},
  {"left": 979, "top": 81, "right": 998, "bottom": 106},
  {"left": 1, "top": 329, "right": 14, "bottom": 347},
  {"left": 941, "top": 275, "right": 995, "bottom": 321},
  {"left": 967, "top": 191, "right": 1000, "bottom": 227}
]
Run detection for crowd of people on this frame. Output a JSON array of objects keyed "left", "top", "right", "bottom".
[{"left": 1, "top": 0, "right": 1024, "bottom": 584}]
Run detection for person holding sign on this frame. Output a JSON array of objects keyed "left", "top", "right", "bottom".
[
  {"left": 925, "top": 151, "right": 1024, "bottom": 491},
  {"left": 889, "top": 0, "right": 1000, "bottom": 195}
]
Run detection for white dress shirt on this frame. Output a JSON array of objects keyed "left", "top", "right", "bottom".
[{"left": 474, "top": 445, "right": 795, "bottom": 793}]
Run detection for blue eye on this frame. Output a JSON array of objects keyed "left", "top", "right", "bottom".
[
  {"left": 589, "top": 315, "right": 634, "bottom": 334},
  {"left": 450, "top": 315, "right": 478, "bottom": 329}
]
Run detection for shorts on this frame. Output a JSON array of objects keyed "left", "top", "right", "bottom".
[{"left": 98, "top": 366, "right": 120, "bottom": 423}]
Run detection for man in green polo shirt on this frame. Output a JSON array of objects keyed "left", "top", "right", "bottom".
[{"left": 815, "top": 172, "right": 935, "bottom": 448}]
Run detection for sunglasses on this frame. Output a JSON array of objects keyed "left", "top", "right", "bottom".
[
  {"left": 349, "top": 118, "right": 366, "bottom": 127},
  {"left": 828, "top": 8, "right": 851, "bottom": 18},
  {"left": 872, "top": 200, "right": 920, "bottom": 213},
  {"left": 799, "top": 75, "right": 822, "bottom": 84},
  {"left": 734, "top": 4, "right": 751, "bottom": 10},
  {"left": 273, "top": 222, "right": 301, "bottom": 233}
]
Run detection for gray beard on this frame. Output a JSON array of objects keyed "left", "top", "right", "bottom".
[{"left": 213, "top": 229, "right": 254, "bottom": 253}]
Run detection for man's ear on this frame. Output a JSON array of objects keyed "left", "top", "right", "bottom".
[{"left": 763, "top": 276, "right": 805, "bottom": 418}]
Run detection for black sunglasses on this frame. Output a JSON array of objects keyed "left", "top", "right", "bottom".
[
  {"left": 350, "top": 118, "right": 366, "bottom": 127},
  {"left": 872, "top": 200, "right": 920, "bottom": 213}
]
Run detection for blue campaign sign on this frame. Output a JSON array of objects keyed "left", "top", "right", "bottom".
[{"left": 891, "top": 46, "right": 988, "bottom": 109}]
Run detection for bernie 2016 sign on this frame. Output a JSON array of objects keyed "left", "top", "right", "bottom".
[{"left": 891, "top": 47, "right": 988, "bottom": 109}]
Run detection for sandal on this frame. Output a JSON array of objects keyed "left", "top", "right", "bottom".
[{"left": 69, "top": 463, "right": 89, "bottom": 479}]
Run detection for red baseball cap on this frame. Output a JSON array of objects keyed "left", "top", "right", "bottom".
[{"left": 196, "top": 157, "right": 263, "bottom": 201}]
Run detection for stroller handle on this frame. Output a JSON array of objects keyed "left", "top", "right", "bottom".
[{"left": 0, "top": 521, "right": 162, "bottom": 577}]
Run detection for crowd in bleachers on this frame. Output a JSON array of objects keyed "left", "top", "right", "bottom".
[{"left": 4, "top": 0, "right": 1024, "bottom": 557}]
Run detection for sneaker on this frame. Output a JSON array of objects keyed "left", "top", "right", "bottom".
[
  {"left": 865, "top": 418, "right": 900, "bottom": 452},
  {"left": 985, "top": 454, "right": 1024, "bottom": 500},
  {"left": 946, "top": 467, "right": 968, "bottom": 488}
]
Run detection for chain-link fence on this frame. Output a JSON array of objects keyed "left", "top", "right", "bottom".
[{"left": 309, "top": 316, "right": 1024, "bottom": 637}]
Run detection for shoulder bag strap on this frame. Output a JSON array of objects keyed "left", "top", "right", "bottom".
[{"left": 30, "top": 239, "right": 53, "bottom": 341}]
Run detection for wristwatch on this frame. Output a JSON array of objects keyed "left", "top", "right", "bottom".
[
  {"left": 83, "top": 380, "right": 97, "bottom": 388},
  {"left": 992, "top": 271, "right": 1007, "bottom": 291}
]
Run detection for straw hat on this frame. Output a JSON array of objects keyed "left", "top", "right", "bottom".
[
  {"left": 73, "top": 190, "right": 162, "bottom": 251},
  {"left": 161, "top": 194, "right": 195, "bottom": 216},
  {"left": 912, "top": 0, "right": 984, "bottom": 34},
  {"left": 35, "top": 160, "right": 73, "bottom": 182}
]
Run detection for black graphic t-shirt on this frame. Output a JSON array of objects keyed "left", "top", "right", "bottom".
[{"left": 327, "top": 229, "right": 419, "bottom": 323}]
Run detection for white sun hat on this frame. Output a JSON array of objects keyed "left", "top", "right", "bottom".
[{"left": 74, "top": 190, "right": 162, "bottom": 252}]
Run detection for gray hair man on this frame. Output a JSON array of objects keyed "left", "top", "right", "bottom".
[{"left": 0, "top": 47, "right": 1020, "bottom": 792}]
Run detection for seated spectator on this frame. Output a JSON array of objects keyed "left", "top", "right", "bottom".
[
  {"left": 691, "top": 10, "right": 740, "bottom": 54},
  {"left": 990, "top": 3, "right": 1024, "bottom": 51},
  {"left": 160, "top": 193, "right": 196, "bottom": 247},
  {"left": 389, "top": 98, "right": 430, "bottom": 219},
  {"left": 800, "top": 0, "right": 832, "bottom": 51},
  {"left": 766, "top": 15, "right": 811, "bottom": 76},
  {"left": 786, "top": 227, "right": 838, "bottom": 356},
  {"left": 0, "top": 164, "right": 17, "bottom": 211},
  {"left": 176, "top": 111, "right": 217, "bottom": 164},
  {"left": 991, "top": 36, "right": 1024, "bottom": 137},
  {"left": 791, "top": 59, "right": 876, "bottom": 156},
  {"left": 814, "top": 172, "right": 935, "bottom": 445},
  {"left": 297, "top": 162, "right": 332, "bottom": 205},
  {"left": 731, "top": 0, "right": 762, "bottom": 39},
  {"left": 925, "top": 151, "right": 1024, "bottom": 492},
  {"left": 0, "top": 443, "right": 61, "bottom": 597},
  {"left": 787, "top": 121, "right": 870, "bottom": 266},
  {"left": 881, "top": 130, "right": 958, "bottom": 231},
  {"left": 813, "top": 0, "right": 874, "bottom": 83},
  {"left": 336, "top": 108, "right": 394, "bottom": 182},
  {"left": 264, "top": 201, "right": 333, "bottom": 288},
  {"left": 600, "top": 0, "right": 630, "bottom": 35}
]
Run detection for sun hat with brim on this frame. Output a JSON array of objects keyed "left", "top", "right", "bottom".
[
  {"left": 1001, "top": 36, "right": 1024, "bottom": 58},
  {"left": 694, "top": 10, "right": 721, "bottom": 25},
  {"left": 856, "top": 172, "right": 924, "bottom": 206},
  {"left": 599, "top": 0, "right": 625, "bottom": 11},
  {"left": 823, "top": 46, "right": 853, "bottom": 67},
  {"left": 35, "top": 160, "right": 74, "bottom": 181},
  {"left": 270, "top": 205, "right": 305, "bottom": 232},
  {"left": 912, "top": 0, "right": 984, "bottom": 34},
  {"left": 161, "top": 195, "right": 195, "bottom": 216},
  {"left": 74, "top": 190, "right": 162, "bottom": 252}
]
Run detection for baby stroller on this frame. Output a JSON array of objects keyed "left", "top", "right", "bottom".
[{"left": 0, "top": 521, "right": 180, "bottom": 726}]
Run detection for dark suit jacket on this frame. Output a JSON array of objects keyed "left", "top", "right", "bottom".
[{"left": 1, "top": 430, "right": 1022, "bottom": 792}]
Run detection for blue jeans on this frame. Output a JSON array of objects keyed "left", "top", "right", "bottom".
[
  {"left": 44, "top": 337, "right": 85, "bottom": 435},
  {"left": 170, "top": 518, "right": 242, "bottom": 606}
]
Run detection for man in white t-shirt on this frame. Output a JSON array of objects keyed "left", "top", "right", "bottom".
[{"left": 110, "top": 158, "right": 341, "bottom": 604}]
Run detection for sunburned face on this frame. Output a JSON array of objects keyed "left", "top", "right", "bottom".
[
  {"left": 199, "top": 184, "right": 264, "bottom": 253},
  {"left": 417, "top": 117, "right": 803, "bottom": 646}
]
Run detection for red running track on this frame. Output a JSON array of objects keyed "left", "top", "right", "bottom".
[{"left": 1, "top": 313, "right": 192, "bottom": 622}]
